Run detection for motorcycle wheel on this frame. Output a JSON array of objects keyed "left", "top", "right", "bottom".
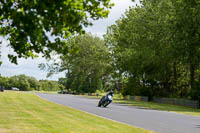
[
  {"left": 98, "top": 96, "right": 105, "bottom": 107},
  {"left": 98, "top": 101, "right": 101, "bottom": 107},
  {"left": 103, "top": 101, "right": 109, "bottom": 107}
]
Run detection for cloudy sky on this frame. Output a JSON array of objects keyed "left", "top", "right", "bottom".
[{"left": 0, "top": 0, "right": 139, "bottom": 81}]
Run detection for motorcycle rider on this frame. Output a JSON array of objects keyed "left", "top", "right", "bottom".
[
  {"left": 98, "top": 90, "right": 114, "bottom": 107},
  {"left": 106, "top": 90, "right": 114, "bottom": 97},
  {"left": 106, "top": 90, "right": 114, "bottom": 104}
]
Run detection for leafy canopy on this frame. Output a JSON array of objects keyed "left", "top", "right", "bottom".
[
  {"left": 40, "top": 33, "right": 112, "bottom": 93},
  {"left": 0, "top": 0, "right": 114, "bottom": 64},
  {"left": 104, "top": 0, "right": 200, "bottom": 99}
]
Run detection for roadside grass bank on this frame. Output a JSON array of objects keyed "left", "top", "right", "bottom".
[
  {"left": 81, "top": 94, "right": 200, "bottom": 117},
  {"left": 0, "top": 91, "right": 155, "bottom": 133}
]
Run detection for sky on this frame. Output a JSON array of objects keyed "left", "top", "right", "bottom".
[{"left": 0, "top": 0, "right": 139, "bottom": 81}]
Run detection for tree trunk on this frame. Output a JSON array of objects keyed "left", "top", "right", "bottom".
[
  {"left": 173, "top": 61, "right": 177, "bottom": 83},
  {"left": 190, "top": 63, "right": 195, "bottom": 89}
]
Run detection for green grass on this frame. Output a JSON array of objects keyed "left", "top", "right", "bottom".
[
  {"left": 0, "top": 91, "right": 155, "bottom": 133},
  {"left": 114, "top": 99, "right": 200, "bottom": 116},
  {"left": 83, "top": 94, "right": 200, "bottom": 117}
]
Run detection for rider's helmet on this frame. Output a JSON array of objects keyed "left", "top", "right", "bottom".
[{"left": 108, "top": 90, "right": 114, "bottom": 96}]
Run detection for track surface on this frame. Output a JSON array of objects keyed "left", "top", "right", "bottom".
[{"left": 37, "top": 93, "right": 200, "bottom": 133}]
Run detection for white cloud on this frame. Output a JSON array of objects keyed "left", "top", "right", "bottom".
[{"left": 85, "top": 0, "right": 139, "bottom": 36}]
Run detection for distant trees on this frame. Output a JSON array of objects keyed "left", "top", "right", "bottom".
[
  {"left": 0, "top": 74, "right": 64, "bottom": 91},
  {"left": 39, "top": 80, "right": 64, "bottom": 91}
]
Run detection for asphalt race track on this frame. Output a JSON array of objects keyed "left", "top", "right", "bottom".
[{"left": 36, "top": 93, "right": 200, "bottom": 133}]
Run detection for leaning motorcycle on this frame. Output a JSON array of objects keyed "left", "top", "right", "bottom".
[{"left": 98, "top": 94, "right": 112, "bottom": 107}]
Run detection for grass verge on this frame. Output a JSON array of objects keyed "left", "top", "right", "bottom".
[
  {"left": 0, "top": 91, "right": 155, "bottom": 133},
  {"left": 114, "top": 99, "right": 200, "bottom": 117},
  {"left": 82, "top": 94, "right": 200, "bottom": 117}
]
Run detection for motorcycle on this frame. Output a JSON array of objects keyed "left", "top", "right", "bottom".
[{"left": 98, "top": 94, "right": 113, "bottom": 107}]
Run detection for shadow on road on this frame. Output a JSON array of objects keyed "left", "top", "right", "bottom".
[
  {"left": 114, "top": 103, "right": 156, "bottom": 110},
  {"left": 196, "top": 125, "right": 200, "bottom": 128}
]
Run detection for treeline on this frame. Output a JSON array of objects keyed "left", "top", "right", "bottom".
[
  {"left": 0, "top": 74, "right": 64, "bottom": 91},
  {"left": 44, "top": 0, "right": 200, "bottom": 100},
  {"left": 104, "top": 0, "right": 200, "bottom": 100}
]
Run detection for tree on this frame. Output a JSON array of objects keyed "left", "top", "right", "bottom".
[
  {"left": 64, "top": 33, "right": 112, "bottom": 93},
  {"left": 0, "top": 41, "right": 2, "bottom": 65},
  {"left": 0, "top": 75, "right": 9, "bottom": 88},
  {"left": 170, "top": 0, "right": 200, "bottom": 90},
  {"left": 27, "top": 76, "right": 40, "bottom": 90},
  {"left": 39, "top": 80, "right": 63, "bottom": 91},
  {"left": 104, "top": 0, "right": 200, "bottom": 100},
  {"left": 9, "top": 76, "right": 19, "bottom": 88},
  {"left": 0, "top": 74, "right": 64, "bottom": 91},
  {"left": 0, "top": 0, "right": 114, "bottom": 63},
  {"left": 105, "top": 2, "right": 174, "bottom": 97},
  {"left": 42, "top": 33, "right": 112, "bottom": 93},
  {"left": 7, "top": 75, "right": 30, "bottom": 91}
]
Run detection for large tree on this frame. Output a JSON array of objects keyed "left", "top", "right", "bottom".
[
  {"left": 105, "top": 1, "right": 174, "bottom": 97},
  {"left": 105, "top": 0, "right": 200, "bottom": 99},
  {"left": 62, "top": 33, "right": 111, "bottom": 93},
  {"left": 41, "top": 33, "right": 112, "bottom": 93},
  {"left": 0, "top": 0, "right": 113, "bottom": 63}
]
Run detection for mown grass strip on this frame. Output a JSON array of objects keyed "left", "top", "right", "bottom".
[
  {"left": 0, "top": 91, "right": 155, "bottom": 133},
  {"left": 82, "top": 94, "right": 200, "bottom": 117},
  {"left": 114, "top": 99, "right": 200, "bottom": 117}
]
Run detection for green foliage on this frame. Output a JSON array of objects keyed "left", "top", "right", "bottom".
[
  {"left": 27, "top": 76, "right": 40, "bottom": 90},
  {"left": 0, "top": 75, "right": 9, "bottom": 88},
  {"left": 39, "top": 80, "right": 63, "bottom": 91},
  {"left": 0, "top": 0, "right": 114, "bottom": 63},
  {"left": 105, "top": 0, "right": 200, "bottom": 100},
  {"left": 95, "top": 89, "right": 105, "bottom": 94},
  {"left": 63, "top": 33, "right": 112, "bottom": 93},
  {"left": 45, "top": 33, "right": 112, "bottom": 93},
  {"left": 0, "top": 74, "right": 63, "bottom": 91},
  {"left": 0, "top": 42, "right": 2, "bottom": 65}
]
